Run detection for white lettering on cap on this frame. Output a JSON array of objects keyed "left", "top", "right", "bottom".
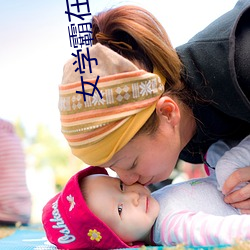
[{"left": 50, "top": 200, "right": 76, "bottom": 244}]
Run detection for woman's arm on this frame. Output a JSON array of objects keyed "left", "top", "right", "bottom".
[
  {"left": 215, "top": 135, "right": 250, "bottom": 192},
  {"left": 215, "top": 135, "right": 250, "bottom": 212}
]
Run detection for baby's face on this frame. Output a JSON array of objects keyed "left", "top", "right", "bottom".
[{"left": 84, "top": 174, "right": 160, "bottom": 244}]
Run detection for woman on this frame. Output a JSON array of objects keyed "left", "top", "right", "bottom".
[{"left": 59, "top": 1, "right": 250, "bottom": 211}]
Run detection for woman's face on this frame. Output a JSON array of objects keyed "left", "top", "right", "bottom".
[{"left": 100, "top": 118, "right": 182, "bottom": 186}]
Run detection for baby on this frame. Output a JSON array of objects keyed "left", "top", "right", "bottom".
[{"left": 42, "top": 135, "right": 250, "bottom": 249}]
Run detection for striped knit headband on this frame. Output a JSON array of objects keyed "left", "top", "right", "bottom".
[{"left": 59, "top": 43, "right": 165, "bottom": 165}]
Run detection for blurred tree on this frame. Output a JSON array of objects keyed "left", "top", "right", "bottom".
[
  {"left": 14, "top": 118, "right": 26, "bottom": 139},
  {"left": 14, "top": 120, "right": 85, "bottom": 191}
]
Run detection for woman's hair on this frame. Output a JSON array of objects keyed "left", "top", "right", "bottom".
[{"left": 92, "top": 5, "right": 193, "bottom": 135}]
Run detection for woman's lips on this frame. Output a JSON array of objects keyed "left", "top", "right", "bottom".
[{"left": 143, "top": 177, "right": 154, "bottom": 186}]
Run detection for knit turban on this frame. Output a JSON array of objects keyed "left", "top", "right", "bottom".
[{"left": 59, "top": 43, "right": 165, "bottom": 165}]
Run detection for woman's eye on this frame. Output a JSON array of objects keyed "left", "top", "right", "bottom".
[
  {"left": 120, "top": 180, "right": 124, "bottom": 191},
  {"left": 118, "top": 204, "right": 123, "bottom": 216}
]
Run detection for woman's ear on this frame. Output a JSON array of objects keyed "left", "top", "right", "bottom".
[{"left": 156, "top": 96, "right": 180, "bottom": 126}]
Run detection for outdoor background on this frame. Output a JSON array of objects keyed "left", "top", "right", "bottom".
[{"left": 1, "top": 0, "right": 238, "bottom": 223}]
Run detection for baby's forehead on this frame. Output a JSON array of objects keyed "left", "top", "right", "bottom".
[
  {"left": 82, "top": 174, "right": 120, "bottom": 185},
  {"left": 80, "top": 174, "right": 118, "bottom": 200},
  {"left": 82, "top": 175, "right": 122, "bottom": 200},
  {"left": 85, "top": 173, "right": 116, "bottom": 180}
]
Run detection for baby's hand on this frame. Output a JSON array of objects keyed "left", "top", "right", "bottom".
[{"left": 223, "top": 166, "right": 250, "bottom": 214}]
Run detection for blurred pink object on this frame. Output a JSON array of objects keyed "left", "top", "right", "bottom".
[{"left": 0, "top": 119, "right": 31, "bottom": 225}]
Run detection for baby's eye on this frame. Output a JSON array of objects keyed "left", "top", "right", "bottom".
[
  {"left": 120, "top": 180, "right": 124, "bottom": 191},
  {"left": 118, "top": 204, "right": 123, "bottom": 216}
]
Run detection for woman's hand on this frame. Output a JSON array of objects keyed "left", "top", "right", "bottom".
[{"left": 223, "top": 166, "right": 250, "bottom": 214}]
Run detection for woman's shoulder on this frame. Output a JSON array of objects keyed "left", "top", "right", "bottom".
[{"left": 176, "top": 0, "right": 250, "bottom": 123}]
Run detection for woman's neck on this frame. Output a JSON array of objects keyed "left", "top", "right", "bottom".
[{"left": 179, "top": 103, "right": 197, "bottom": 149}]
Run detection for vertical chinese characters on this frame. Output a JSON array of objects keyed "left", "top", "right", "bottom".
[{"left": 65, "top": 0, "right": 102, "bottom": 101}]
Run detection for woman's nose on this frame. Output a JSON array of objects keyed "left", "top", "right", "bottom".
[{"left": 112, "top": 168, "right": 139, "bottom": 185}]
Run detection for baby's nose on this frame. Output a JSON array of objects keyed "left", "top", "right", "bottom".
[{"left": 126, "top": 191, "right": 140, "bottom": 206}]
